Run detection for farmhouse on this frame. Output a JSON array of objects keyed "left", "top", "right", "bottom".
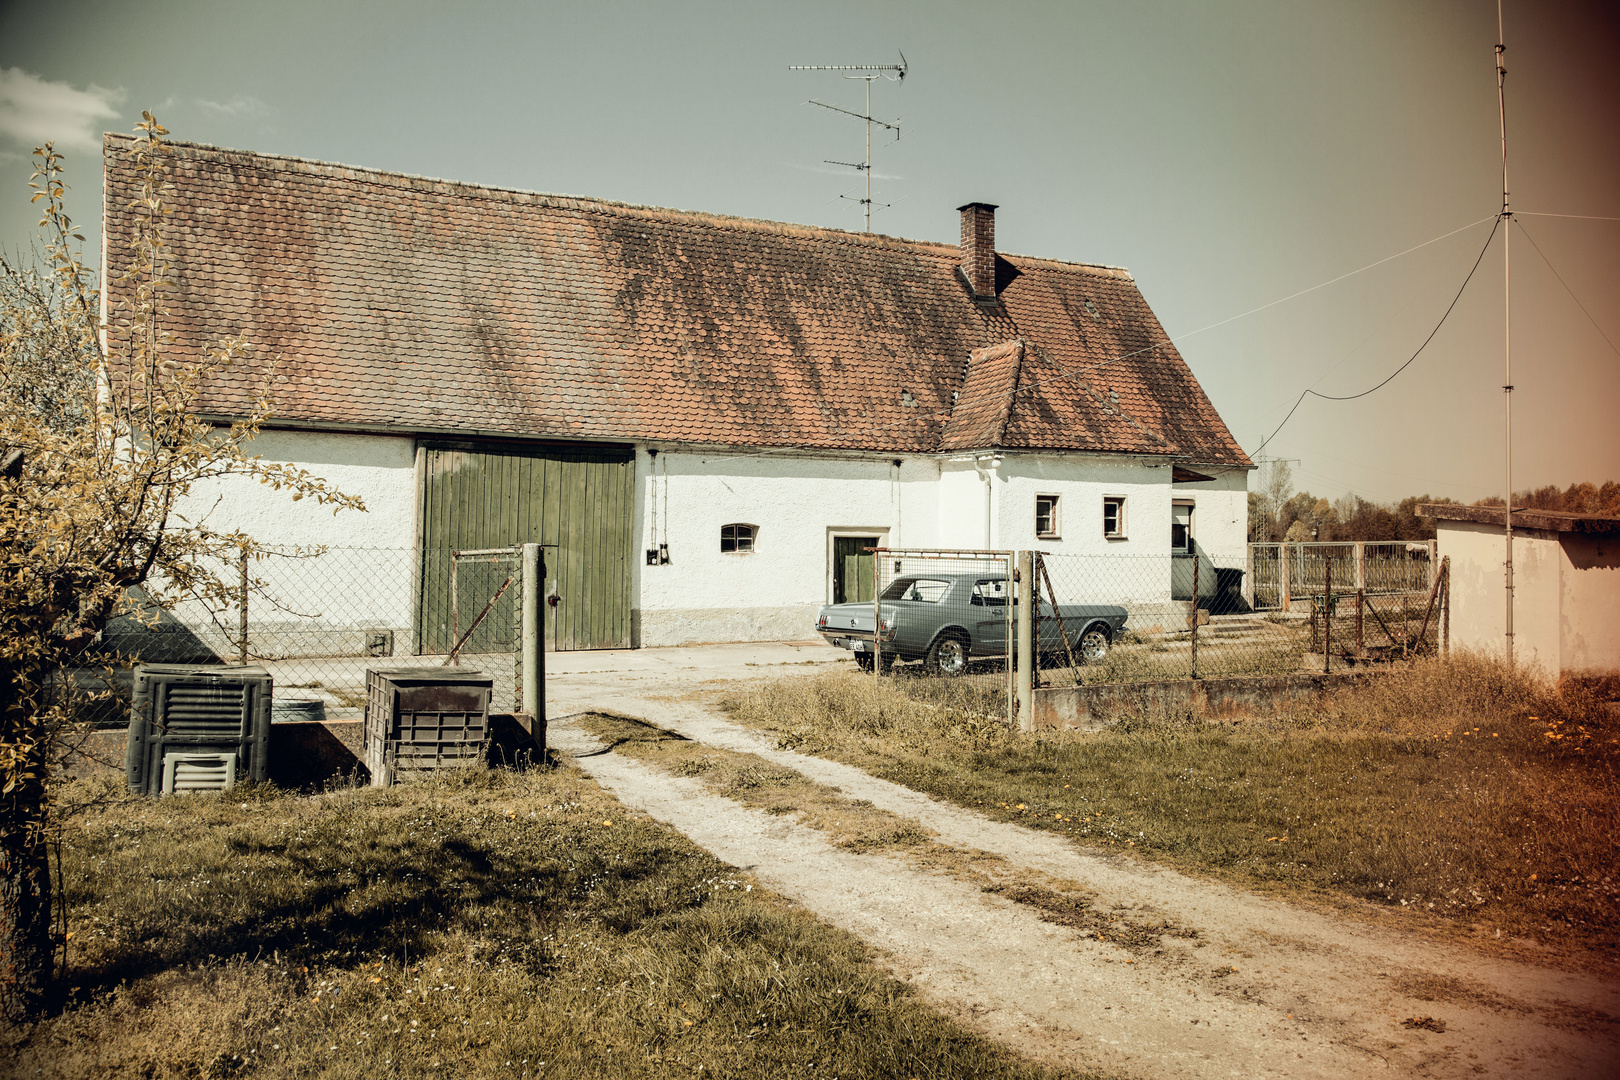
[{"left": 101, "top": 135, "right": 1252, "bottom": 653}]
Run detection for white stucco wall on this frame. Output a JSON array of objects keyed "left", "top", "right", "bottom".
[
  {"left": 1559, "top": 532, "right": 1620, "bottom": 675},
  {"left": 1440, "top": 521, "right": 1565, "bottom": 676},
  {"left": 1175, "top": 468, "right": 1250, "bottom": 569},
  {"left": 147, "top": 429, "right": 1260, "bottom": 654},
  {"left": 154, "top": 429, "right": 418, "bottom": 658},
  {"left": 991, "top": 455, "right": 1172, "bottom": 608},
  {"left": 633, "top": 449, "right": 942, "bottom": 645}
]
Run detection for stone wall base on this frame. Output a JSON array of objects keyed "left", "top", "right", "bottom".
[{"left": 1032, "top": 672, "right": 1378, "bottom": 730}]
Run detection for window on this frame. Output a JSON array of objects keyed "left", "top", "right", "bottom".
[
  {"left": 1035, "top": 494, "right": 1061, "bottom": 539},
  {"left": 970, "top": 579, "right": 1009, "bottom": 606},
  {"left": 1171, "top": 502, "right": 1194, "bottom": 554},
  {"left": 720, "top": 523, "right": 756, "bottom": 553},
  {"left": 879, "top": 577, "right": 950, "bottom": 603},
  {"left": 1102, "top": 497, "right": 1126, "bottom": 539}
]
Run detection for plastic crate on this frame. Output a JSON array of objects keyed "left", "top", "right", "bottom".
[
  {"left": 365, "top": 668, "right": 492, "bottom": 786},
  {"left": 125, "top": 665, "right": 272, "bottom": 796}
]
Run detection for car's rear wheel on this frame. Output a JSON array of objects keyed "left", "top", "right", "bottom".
[
  {"left": 925, "top": 633, "right": 970, "bottom": 677},
  {"left": 1079, "top": 626, "right": 1111, "bottom": 663}
]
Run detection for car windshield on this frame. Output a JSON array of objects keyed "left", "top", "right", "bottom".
[{"left": 879, "top": 577, "right": 951, "bottom": 602}]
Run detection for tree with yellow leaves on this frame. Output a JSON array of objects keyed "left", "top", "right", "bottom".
[{"left": 0, "top": 115, "right": 364, "bottom": 1018}]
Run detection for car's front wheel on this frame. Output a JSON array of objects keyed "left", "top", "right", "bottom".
[
  {"left": 925, "top": 633, "right": 970, "bottom": 676},
  {"left": 1079, "top": 626, "right": 1111, "bottom": 663}
]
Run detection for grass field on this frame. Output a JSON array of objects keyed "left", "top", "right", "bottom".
[
  {"left": 8, "top": 766, "right": 1100, "bottom": 1080},
  {"left": 725, "top": 653, "right": 1620, "bottom": 960}
]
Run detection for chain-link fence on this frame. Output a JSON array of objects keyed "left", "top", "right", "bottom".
[
  {"left": 864, "top": 549, "right": 1016, "bottom": 720},
  {"left": 1032, "top": 550, "right": 1307, "bottom": 685},
  {"left": 1031, "top": 549, "right": 1448, "bottom": 686},
  {"left": 1248, "top": 541, "right": 1436, "bottom": 611},
  {"left": 72, "top": 546, "right": 521, "bottom": 727}
]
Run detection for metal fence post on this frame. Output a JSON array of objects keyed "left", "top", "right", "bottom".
[
  {"left": 1189, "top": 553, "right": 1199, "bottom": 679},
  {"left": 522, "top": 543, "right": 542, "bottom": 722},
  {"left": 1323, "top": 558, "right": 1332, "bottom": 674},
  {"left": 1354, "top": 542, "right": 1365, "bottom": 590},
  {"left": 1279, "top": 545, "right": 1291, "bottom": 610},
  {"left": 1016, "top": 550, "right": 1034, "bottom": 732},
  {"left": 872, "top": 550, "right": 883, "bottom": 678}
]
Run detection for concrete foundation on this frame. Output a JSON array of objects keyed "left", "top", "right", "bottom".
[{"left": 1032, "top": 671, "right": 1377, "bottom": 729}]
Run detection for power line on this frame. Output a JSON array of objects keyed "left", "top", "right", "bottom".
[
  {"left": 1514, "top": 219, "right": 1620, "bottom": 360},
  {"left": 1252, "top": 215, "right": 1501, "bottom": 458},
  {"left": 1158, "top": 214, "right": 1496, "bottom": 350},
  {"left": 1516, "top": 211, "right": 1620, "bottom": 222}
]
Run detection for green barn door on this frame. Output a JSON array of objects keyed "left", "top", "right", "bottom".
[{"left": 418, "top": 443, "right": 634, "bottom": 653}]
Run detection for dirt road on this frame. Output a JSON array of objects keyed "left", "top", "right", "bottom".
[{"left": 545, "top": 647, "right": 1620, "bottom": 1079}]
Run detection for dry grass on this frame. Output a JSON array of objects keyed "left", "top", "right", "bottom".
[
  {"left": 724, "top": 652, "right": 1620, "bottom": 959},
  {"left": 575, "top": 713, "right": 936, "bottom": 852},
  {"left": 7, "top": 766, "right": 1101, "bottom": 1080}
]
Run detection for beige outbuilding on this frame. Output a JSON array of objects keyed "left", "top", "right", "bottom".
[{"left": 1420, "top": 504, "right": 1620, "bottom": 684}]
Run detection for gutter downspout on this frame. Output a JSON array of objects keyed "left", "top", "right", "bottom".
[{"left": 973, "top": 454, "right": 1002, "bottom": 549}]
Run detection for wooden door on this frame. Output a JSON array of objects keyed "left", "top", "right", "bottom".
[
  {"left": 418, "top": 443, "right": 634, "bottom": 652},
  {"left": 833, "top": 535, "right": 879, "bottom": 605}
]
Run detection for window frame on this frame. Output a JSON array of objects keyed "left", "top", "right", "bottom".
[
  {"left": 720, "top": 523, "right": 758, "bottom": 554},
  {"left": 1171, "top": 500, "right": 1194, "bottom": 554},
  {"left": 1034, "top": 493, "right": 1062, "bottom": 540},
  {"left": 1102, "top": 496, "right": 1127, "bottom": 540}
]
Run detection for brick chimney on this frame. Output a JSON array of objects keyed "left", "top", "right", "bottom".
[{"left": 958, "top": 202, "right": 998, "bottom": 299}]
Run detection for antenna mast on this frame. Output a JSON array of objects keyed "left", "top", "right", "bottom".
[
  {"left": 1496, "top": 0, "right": 1515, "bottom": 665},
  {"left": 791, "top": 54, "right": 907, "bottom": 231}
]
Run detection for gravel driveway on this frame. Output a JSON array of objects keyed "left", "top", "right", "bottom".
[{"left": 546, "top": 644, "right": 1620, "bottom": 1080}]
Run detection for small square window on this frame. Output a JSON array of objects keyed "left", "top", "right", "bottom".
[
  {"left": 1102, "top": 497, "right": 1126, "bottom": 539},
  {"left": 721, "top": 523, "right": 756, "bottom": 553},
  {"left": 1035, "top": 495, "right": 1061, "bottom": 539}
]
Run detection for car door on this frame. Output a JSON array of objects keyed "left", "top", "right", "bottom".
[{"left": 970, "top": 578, "right": 1010, "bottom": 657}]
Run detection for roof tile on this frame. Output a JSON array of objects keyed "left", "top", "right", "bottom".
[{"left": 102, "top": 135, "right": 1249, "bottom": 466}]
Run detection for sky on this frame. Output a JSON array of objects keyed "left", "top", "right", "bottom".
[{"left": 1, "top": 0, "right": 1616, "bottom": 506}]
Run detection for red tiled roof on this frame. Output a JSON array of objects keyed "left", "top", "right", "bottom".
[{"left": 101, "top": 135, "right": 1250, "bottom": 466}]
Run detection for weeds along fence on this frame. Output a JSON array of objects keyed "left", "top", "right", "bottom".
[
  {"left": 74, "top": 546, "right": 523, "bottom": 727},
  {"left": 1248, "top": 541, "right": 1437, "bottom": 611}
]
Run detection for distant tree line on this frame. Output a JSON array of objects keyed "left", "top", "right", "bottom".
[{"left": 1248, "top": 464, "right": 1619, "bottom": 544}]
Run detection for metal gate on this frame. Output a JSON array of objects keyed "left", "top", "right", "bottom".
[{"left": 417, "top": 442, "right": 634, "bottom": 652}]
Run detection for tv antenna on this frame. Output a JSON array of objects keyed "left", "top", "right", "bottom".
[{"left": 790, "top": 53, "right": 907, "bottom": 232}]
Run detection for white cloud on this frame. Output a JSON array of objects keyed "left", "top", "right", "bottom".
[
  {"left": 194, "top": 94, "right": 270, "bottom": 119},
  {"left": 0, "top": 67, "right": 124, "bottom": 152}
]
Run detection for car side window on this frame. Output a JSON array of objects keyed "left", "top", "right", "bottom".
[{"left": 970, "top": 579, "right": 1008, "bottom": 606}]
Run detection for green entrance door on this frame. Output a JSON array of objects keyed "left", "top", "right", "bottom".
[
  {"left": 418, "top": 442, "right": 634, "bottom": 652},
  {"left": 832, "top": 536, "right": 880, "bottom": 605}
]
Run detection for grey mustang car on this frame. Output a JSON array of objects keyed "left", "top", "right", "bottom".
[{"left": 815, "top": 573, "right": 1128, "bottom": 675}]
